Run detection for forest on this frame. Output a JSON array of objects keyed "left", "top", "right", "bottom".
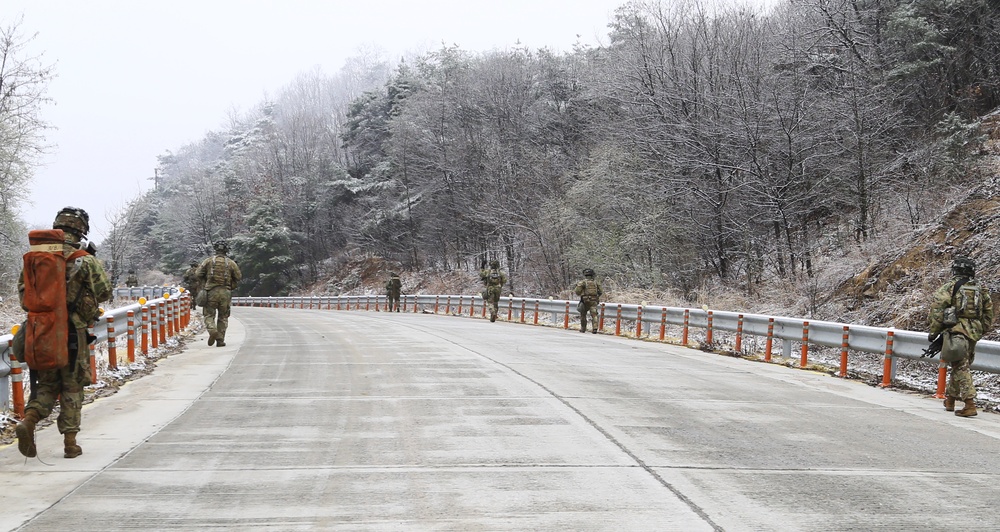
[{"left": 4, "top": 0, "right": 999, "bottom": 324}]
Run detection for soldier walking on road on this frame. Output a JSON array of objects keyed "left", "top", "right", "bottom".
[
  {"left": 385, "top": 272, "right": 402, "bottom": 312},
  {"left": 479, "top": 259, "right": 507, "bottom": 323},
  {"left": 574, "top": 268, "right": 603, "bottom": 334},
  {"left": 928, "top": 256, "right": 994, "bottom": 417},
  {"left": 15, "top": 207, "right": 113, "bottom": 459},
  {"left": 182, "top": 260, "right": 202, "bottom": 307},
  {"left": 197, "top": 240, "right": 242, "bottom": 347}
]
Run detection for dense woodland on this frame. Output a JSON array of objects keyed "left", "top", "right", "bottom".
[{"left": 3, "top": 0, "right": 1000, "bottom": 318}]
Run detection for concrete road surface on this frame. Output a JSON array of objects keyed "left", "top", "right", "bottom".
[{"left": 3, "top": 307, "right": 1000, "bottom": 531}]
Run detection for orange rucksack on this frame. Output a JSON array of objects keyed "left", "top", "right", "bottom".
[{"left": 21, "top": 229, "right": 87, "bottom": 371}]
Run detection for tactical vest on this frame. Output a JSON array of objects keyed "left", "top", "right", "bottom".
[
  {"left": 581, "top": 279, "right": 600, "bottom": 303},
  {"left": 487, "top": 270, "right": 502, "bottom": 286},
  {"left": 208, "top": 257, "right": 229, "bottom": 287},
  {"left": 955, "top": 281, "right": 983, "bottom": 319}
]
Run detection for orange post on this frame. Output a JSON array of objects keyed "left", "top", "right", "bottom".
[
  {"left": 659, "top": 308, "right": 667, "bottom": 341},
  {"left": 106, "top": 315, "right": 118, "bottom": 370},
  {"left": 446, "top": 296, "right": 451, "bottom": 314},
  {"left": 166, "top": 300, "right": 175, "bottom": 338},
  {"left": 127, "top": 310, "right": 136, "bottom": 363},
  {"left": 880, "top": 331, "right": 895, "bottom": 387},
  {"left": 457, "top": 296, "right": 463, "bottom": 315},
  {"left": 533, "top": 301, "right": 539, "bottom": 325},
  {"left": 563, "top": 301, "right": 570, "bottom": 329},
  {"left": 735, "top": 314, "right": 744, "bottom": 352},
  {"left": 636, "top": 306, "right": 643, "bottom": 337},
  {"left": 507, "top": 299, "right": 513, "bottom": 321},
  {"left": 151, "top": 305, "right": 159, "bottom": 349},
  {"left": 935, "top": 361, "right": 948, "bottom": 399},
  {"left": 764, "top": 317, "right": 774, "bottom": 362},
  {"left": 159, "top": 302, "right": 168, "bottom": 342},
  {"left": 682, "top": 309, "right": 690, "bottom": 346},
  {"left": 434, "top": 296, "right": 440, "bottom": 314},
  {"left": 520, "top": 300, "right": 526, "bottom": 323},
  {"left": 598, "top": 303, "right": 605, "bottom": 333},
  {"left": 839, "top": 326, "right": 849, "bottom": 377},
  {"left": 615, "top": 304, "right": 622, "bottom": 336},
  {"left": 88, "top": 326, "right": 98, "bottom": 384},
  {"left": 141, "top": 305, "right": 149, "bottom": 354},
  {"left": 365, "top": 296, "right": 370, "bottom": 311},
  {"left": 706, "top": 311, "right": 714, "bottom": 345},
  {"left": 799, "top": 321, "right": 809, "bottom": 368},
  {"left": 9, "top": 336, "right": 24, "bottom": 417}
]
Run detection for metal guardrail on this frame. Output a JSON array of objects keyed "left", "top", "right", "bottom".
[
  {"left": 1, "top": 287, "right": 193, "bottom": 412},
  {"left": 232, "top": 294, "right": 1000, "bottom": 380}
]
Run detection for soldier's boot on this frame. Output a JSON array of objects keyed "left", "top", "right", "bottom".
[
  {"left": 15, "top": 409, "right": 41, "bottom": 458},
  {"left": 591, "top": 320, "right": 598, "bottom": 334},
  {"left": 216, "top": 336, "right": 226, "bottom": 347},
  {"left": 944, "top": 396, "right": 956, "bottom": 412},
  {"left": 956, "top": 399, "right": 978, "bottom": 417},
  {"left": 208, "top": 331, "right": 217, "bottom": 346},
  {"left": 581, "top": 321, "right": 587, "bottom": 333},
  {"left": 63, "top": 432, "right": 82, "bottom": 459},
  {"left": 490, "top": 310, "right": 497, "bottom": 323}
]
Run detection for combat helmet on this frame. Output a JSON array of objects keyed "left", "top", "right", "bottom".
[
  {"left": 490, "top": 260, "right": 500, "bottom": 269},
  {"left": 583, "top": 268, "right": 595, "bottom": 278},
  {"left": 952, "top": 256, "right": 976, "bottom": 278},
  {"left": 53, "top": 206, "right": 90, "bottom": 238},
  {"left": 213, "top": 240, "right": 229, "bottom": 253}
]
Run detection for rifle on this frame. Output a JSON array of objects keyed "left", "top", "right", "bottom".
[{"left": 922, "top": 334, "right": 943, "bottom": 358}]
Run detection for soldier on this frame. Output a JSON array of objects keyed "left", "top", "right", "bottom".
[
  {"left": 385, "top": 272, "right": 402, "bottom": 312},
  {"left": 479, "top": 259, "right": 507, "bottom": 323},
  {"left": 196, "top": 240, "right": 242, "bottom": 347},
  {"left": 15, "top": 207, "right": 113, "bottom": 459},
  {"left": 125, "top": 269, "right": 139, "bottom": 287},
  {"left": 182, "top": 260, "right": 202, "bottom": 307},
  {"left": 574, "top": 268, "right": 603, "bottom": 334},
  {"left": 928, "top": 256, "right": 994, "bottom": 417}
]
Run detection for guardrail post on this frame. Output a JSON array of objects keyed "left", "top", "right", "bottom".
[
  {"left": 839, "top": 326, "right": 849, "bottom": 377},
  {"left": 765, "top": 317, "right": 774, "bottom": 362},
  {"left": 799, "top": 321, "right": 809, "bottom": 368},
  {"left": 166, "top": 299, "right": 175, "bottom": 338},
  {"left": 106, "top": 315, "right": 118, "bottom": 370},
  {"left": 880, "top": 331, "right": 895, "bottom": 387},
  {"left": 127, "top": 310, "right": 136, "bottom": 363},
  {"left": 446, "top": 296, "right": 452, "bottom": 314},
  {"left": 682, "top": 309, "right": 690, "bottom": 346},
  {"left": 158, "top": 302, "right": 167, "bottom": 342},
  {"left": 457, "top": 296, "right": 463, "bottom": 315},
  {"left": 533, "top": 300, "right": 539, "bottom": 325},
  {"left": 615, "top": 304, "right": 622, "bottom": 336},
  {"left": 365, "top": 296, "right": 370, "bottom": 311},
  {"left": 706, "top": 310, "right": 714, "bottom": 345},
  {"left": 507, "top": 299, "right": 513, "bottom": 321},
  {"left": 735, "top": 314, "right": 744, "bottom": 352},
  {"left": 88, "top": 325, "right": 98, "bottom": 384},
  {"left": 636, "top": 305, "right": 643, "bottom": 337},
  {"left": 520, "top": 300, "right": 526, "bottom": 323},
  {"left": 598, "top": 303, "right": 606, "bottom": 332},
  {"left": 659, "top": 308, "right": 667, "bottom": 341},
  {"left": 151, "top": 304, "right": 159, "bottom": 349},
  {"left": 9, "top": 334, "right": 24, "bottom": 417},
  {"left": 434, "top": 296, "right": 439, "bottom": 314},
  {"left": 141, "top": 305, "right": 149, "bottom": 354},
  {"left": 935, "top": 361, "right": 948, "bottom": 398},
  {"left": 470, "top": 296, "right": 476, "bottom": 317},
  {"left": 564, "top": 301, "right": 570, "bottom": 329}
]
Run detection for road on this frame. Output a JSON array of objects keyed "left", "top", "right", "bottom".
[{"left": 3, "top": 306, "right": 1000, "bottom": 531}]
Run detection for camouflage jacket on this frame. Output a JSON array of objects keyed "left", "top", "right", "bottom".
[
  {"left": 18, "top": 242, "right": 113, "bottom": 329},
  {"left": 197, "top": 253, "right": 242, "bottom": 291},
  {"left": 385, "top": 277, "right": 402, "bottom": 294},
  {"left": 574, "top": 278, "right": 603, "bottom": 303},
  {"left": 480, "top": 268, "right": 507, "bottom": 288},
  {"left": 928, "top": 276, "right": 995, "bottom": 342}
]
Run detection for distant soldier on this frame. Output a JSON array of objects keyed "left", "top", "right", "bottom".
[
  {"left": 182, "top": 260, "right": 202, "bottom": 306},
  {"left": 196, "top": 240, "right": 242, "bottom": 347},
  {"left": 574, "top": 268, "right": 603, "bottom": 334},
  {"left": 385, "top": 272, "right": 402, "bottom": 312},
  {"left": 928, "top": 256, "right": 994, "bottom": 417},
  {"left": 125, "top": 269, "right": 139, "bottom": 287},
  {"left": 479, "top": 259, "right": 507, "bottom": 323}
]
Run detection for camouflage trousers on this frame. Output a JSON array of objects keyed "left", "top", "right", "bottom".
[
  {"left": 27, "top": 329, "right": 90, "bottom": 434},
  {"left": 484, "top": 286, "right": 502, "bottom": 317},
  {"left": 947, "top": 350, "right": 977, "bottom": 400},
  {"left": 387, "top": 292, "right": 401, "bottom": 311},
  {"left": 203, "top": 287, "right": 233, "bottom": 341},
  {"left": 579, "top": 301, "right": 600, "bottom": 331}
]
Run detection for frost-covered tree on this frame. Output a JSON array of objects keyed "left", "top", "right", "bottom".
[{"left": 230, "top": 198, "right": 293, "bottom": 297}]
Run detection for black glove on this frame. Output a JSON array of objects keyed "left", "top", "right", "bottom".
[
  {"left": 928, "top": 332, "right": 938, "bottom": 343},
  {"left": 86, "top": 242, "right": 98, "bottom": 256}
]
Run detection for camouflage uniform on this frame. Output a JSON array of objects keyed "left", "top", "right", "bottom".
[
  {"left": 928, "top": 258, "right": 994, "bottom": 414},
  {"left": 479, "top": 261, "right": 507, "bottom": 323},
  {"left": 182, "top": 261, "right": 202, "bottom": 304},
  {"left": 16, "top": 207, "right": 112, "bottom": 458},
  {"left": 197, "top": 241, "right": 242, "bottom": 347},
  {"left": 125, "top": 271, "right": 139, "bottom": 287},
  {"left": 574, "top": 269, "right": 603, "bottom": 334},
  {"left": 385, "top": 273, "right": 402, "bottom": 312}
]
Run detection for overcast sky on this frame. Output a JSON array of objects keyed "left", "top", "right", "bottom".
[{"left": 4, "top": 0, "right": 771, "bottom": 242}]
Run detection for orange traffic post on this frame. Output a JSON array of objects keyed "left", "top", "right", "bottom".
[
  {"left": 706, "top": 311, "right": 714, "bottom": 345},
  {"left": 127, "top": 310, "right": 136, "bottom": 363},
  {"left": 88, "top": 326, "right": 98, "bottom": 384},
  {"left": 636, "top": 306, "right": 643, "bottom": 337},
  {"left": 659, "top": 308, "right": 667, "bottom": 341},
  {"left": 457, "top": 296, "right": 463, "bottom": 315},
  {"left": 598, "top": 303, "right": 605, "bottom": 332},
  {"left": 563, "top": 301, "right": 570, "bottom": 329},
  {"left": 682, "top": 309, "right": 690, "bottom": 346},
  {"left": 158, "top": 302, "right": 167, "bottom": 342},
  {"left": 151, "top": 305, "right": 159, "bottom": 350},
  {"left": 533, "top": 301, "right": 539, "bottom": 325},
  {"left": 507, "top": 299, "right": 513, "bottom": 321},
  {"left": 106, "top": 315, "right": 118, "bottom": 370},
  {"left": 434, "top": 296, "right": 440, "bottom": 314},
  {"left": 735, "top": 314, "right": 744, "bottom": 352},
  {"left": 764, "top": 317, "right": 774, "bottom": 362},
  {"left": 469, "top": 296, "right": 475, "bottom": 317},
  {"left": 935, "top": 361, "right": 948, "bottom": 399},
  {"left": 520, "top": 300, "right": 526, "bottom": 323},
  {"left": 615, "top": 304, "right": 622, "bottom": 336},
  {"left": 9, "top": 335, "right": 24, "bottom": 417},
  {"left": 141, "top": 305, "right": 149, "bottom": 354},
  {"left": 446, "top": 296, "right": 451, "bottom": 314},
  {"left": 799, "top": 321, "right": 809, "bottom": 368},
  {"left": 166, "top": 300, "right": 175, "bottom": 338},
  {"left": 880, "top": 331, "right": 895, "bottom": 388},
  {"left": 839, "top": 326, "right": 850, "bottom": 377}
]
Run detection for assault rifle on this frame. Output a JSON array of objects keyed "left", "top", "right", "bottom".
[{"left": 922, "top": 334, "right": 943, "bottom": 358}]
